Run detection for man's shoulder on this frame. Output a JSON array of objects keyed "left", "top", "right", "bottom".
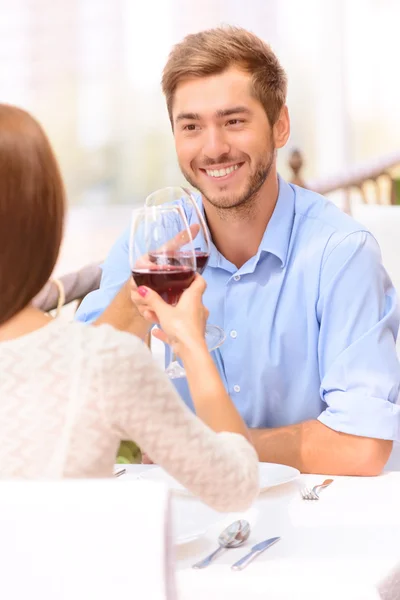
[{"left": 292, "top": 184, "right": 369, "bottom": 240}]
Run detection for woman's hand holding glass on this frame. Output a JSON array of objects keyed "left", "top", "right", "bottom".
[
  {"left": 131, "top": 274, "right": 209, "bottom": 357},
  {"left": 144, "top": 186, "right": 226, "bottom": 351},
  {"left": 130, "top": 204, "right": 203, "bottom": 378}
]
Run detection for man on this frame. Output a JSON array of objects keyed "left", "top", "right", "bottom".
[{"left": 77, "top": 26, "right": 400, "bottom": 475}]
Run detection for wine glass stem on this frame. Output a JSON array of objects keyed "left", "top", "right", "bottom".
[{"left": 166, "top": 299, "right": 179, "bottom": 369}]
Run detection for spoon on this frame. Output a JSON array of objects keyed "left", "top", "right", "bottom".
[{"left": 192, "top": 519, "right": 251, "bottom": 569}]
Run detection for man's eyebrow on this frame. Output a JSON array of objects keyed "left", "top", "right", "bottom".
[
  {"left": 215, "top": 106, "right": 252, "bottom": 118},
  {"left": 175, "top": 112, "right": 200, "bottom": 122},
  {"left": 175, "top": 106, "right": 252, "bottom": 122}
]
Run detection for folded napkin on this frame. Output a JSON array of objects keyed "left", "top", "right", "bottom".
[{"left": 0, "top": 478, "right": 176, "bottom": 600}]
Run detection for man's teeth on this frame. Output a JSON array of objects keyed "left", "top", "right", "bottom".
[{"left": 206, "top": 164, "right": 239, "bottom": 178}]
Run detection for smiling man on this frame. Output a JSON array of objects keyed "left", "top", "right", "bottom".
[{"left": 76, "top": 26, "right": 400, "bottom": 475}]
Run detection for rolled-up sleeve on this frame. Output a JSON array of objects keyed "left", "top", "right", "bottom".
[
  {"left": 75, "top": 227, "right": 131, "bottom": 324},
  {"left": 316, "top": 230, "right": 400, "bottom": 441}
]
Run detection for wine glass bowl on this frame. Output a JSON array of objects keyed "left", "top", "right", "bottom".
[
  {"left": 129, "top": 204, "right": 197, "bottom": 379},
  {"left": 130, "top": 205, "right": 196, "bottom": 305},
  {"left": 144, "top": 186, "right": 226, "bottom": 351}
]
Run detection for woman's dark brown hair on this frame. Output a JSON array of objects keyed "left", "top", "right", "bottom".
[{"left": 0, "top": 104, "right": 65, "bottom": 325}]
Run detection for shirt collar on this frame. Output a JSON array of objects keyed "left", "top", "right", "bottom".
[
  {"left": 258, "top": 175, "right": 295, "bottom": 268},
  {"left": 192, "top": 174, "right": 295, "bottom": 269}
]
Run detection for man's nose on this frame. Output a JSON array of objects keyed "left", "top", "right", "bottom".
[{"left": 202, "top": 128, "right": 231, "bottom": 162}]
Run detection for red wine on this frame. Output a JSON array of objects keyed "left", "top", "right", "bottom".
[
  {"left": 194, "top": 251, "right": 209, "bottom": 274},
  {"left": 132, "top": 265, "right": 195, "bottom": 305},
  {"left": 149, "top": 251, "right": 210, "bottom": 274}
]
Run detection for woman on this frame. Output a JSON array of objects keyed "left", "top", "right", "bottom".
[{"left": 0, "top": 104, "right": 259, "bottom": 512}]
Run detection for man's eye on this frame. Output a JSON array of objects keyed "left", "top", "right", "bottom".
[
  {"left": 227, "top": 119, "right": 243, "bottom": 126},
  {"left": 183, "top": 124, "right": 197, "bottom": 131}
]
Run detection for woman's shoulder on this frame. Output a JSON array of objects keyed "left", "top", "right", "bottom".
[
  {"left": 20, "top": 319, "right": 148, "bottom": 364},
  {"left": 2, "top": 319, "right": 151, "bottom": 373},
  {"left": 67, "top": 320, "right": 146, "bottom": 355},
  {"left": 70, "top": 322, "right": 154, "bottom": 386}
]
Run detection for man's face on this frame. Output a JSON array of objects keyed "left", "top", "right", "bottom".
[{"left": 172, "top": 67, "right": 287, "bottom": 211}]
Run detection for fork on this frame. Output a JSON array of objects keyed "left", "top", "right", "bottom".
[{"left": 301, "top": 478, "right": 333, "bottom": 500}]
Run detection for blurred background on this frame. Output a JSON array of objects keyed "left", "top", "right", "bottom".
[{"left": 1, "top": 0, "right": 400, "bottom": 288}]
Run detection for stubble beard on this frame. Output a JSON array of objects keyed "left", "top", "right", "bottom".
[{"left": 180, "top": 147, "right": 276, "bottom": 222}]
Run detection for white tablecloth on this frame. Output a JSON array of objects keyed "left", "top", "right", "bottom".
[{"left": 128, "top": 466, "right": 400, "bottom": 599}]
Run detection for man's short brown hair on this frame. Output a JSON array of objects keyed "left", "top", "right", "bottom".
[
  {"left": 0, "top": 104, "right": 65, "bottom": 325},
  {"left": 162, "top": 26, "right": 287, "bottom": 127}
]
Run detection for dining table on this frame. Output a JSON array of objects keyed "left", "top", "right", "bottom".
[{"left": 124, "top": 458, "right": 400, "bottom": 600}]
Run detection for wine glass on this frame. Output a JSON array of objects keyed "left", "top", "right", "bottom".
[
  {"left": 129, "top": 204, "right": 196, "bottom": 379},
  {"left": 144, "top": 186, "right": 226, "bottom": 351}
]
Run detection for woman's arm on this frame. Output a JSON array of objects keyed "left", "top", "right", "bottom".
[
  {"left": 179, "top": 337, "right": 249, "bottom": 439},
  {"left": 134, "top": 276, "right": 250, "bottom": 440},
  {"left": 94, "top": 280, "right": 149, "bottom": 339},
  {"left": 100, "top": 330, "right": 259, "bottom": 512}
]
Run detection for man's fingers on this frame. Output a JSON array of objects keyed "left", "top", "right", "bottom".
[
  {"left": 161, "top": 223, "right": 200, "bottom": 252},
  {"left": 134, "top": 255, "right": 154, "bottom": 269},
  {"left": 133, "top": 223, "right": 200, "bottom": 270}
]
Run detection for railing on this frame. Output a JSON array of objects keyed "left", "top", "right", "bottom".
[{"left": 288, "top": 149, "right": 400, "bottom": 213}]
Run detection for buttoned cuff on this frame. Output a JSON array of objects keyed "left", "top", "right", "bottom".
[{"left": 318, "top": 392, "right": 400, "bottom": 441}]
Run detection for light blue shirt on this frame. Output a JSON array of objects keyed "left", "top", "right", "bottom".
[{"left": 76, "top": 177, "right": 400, "bottom": 440}]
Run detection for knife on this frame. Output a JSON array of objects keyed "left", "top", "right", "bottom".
[{"left": 231, "top": 536, "right": 281, "bottom": 571}]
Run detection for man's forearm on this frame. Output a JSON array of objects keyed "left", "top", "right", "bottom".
[
  {"left": 251, "top": 419, "right": 392, "bottom": 476},
  {"left": 94, "top": 281, "right": 150, "bottom": 340}
]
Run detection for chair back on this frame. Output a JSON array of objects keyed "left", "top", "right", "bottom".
[{"left": 0, "top": 478, "right": 175, "bottom": 599}]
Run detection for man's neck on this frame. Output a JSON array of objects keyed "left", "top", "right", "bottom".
[{"left": 203, "top": 170, "right": 279, "bottom": 269}]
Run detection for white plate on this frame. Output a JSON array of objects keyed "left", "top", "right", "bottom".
[
  {"left": 257, "top": 462, "right": 300, "bottom": 490},
  {"left": 114, "top": 465, "right": 220, "bottom": 545},
  {"left": 172, "top": 499, "right": 220, "bottom": 545},
  {"left": 120, "top": 462, "right": 299, "bottom": 495}
]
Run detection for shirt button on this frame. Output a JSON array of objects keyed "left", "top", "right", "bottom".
[
  {"left": 230, "top": 330, "right": 237, "bottom": 339},
  {"left": 233, "top": 385, "right": 241, "bottom": 393},
  {"left": 233, "top": 274, "right": 241, "bottom": 281}
]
